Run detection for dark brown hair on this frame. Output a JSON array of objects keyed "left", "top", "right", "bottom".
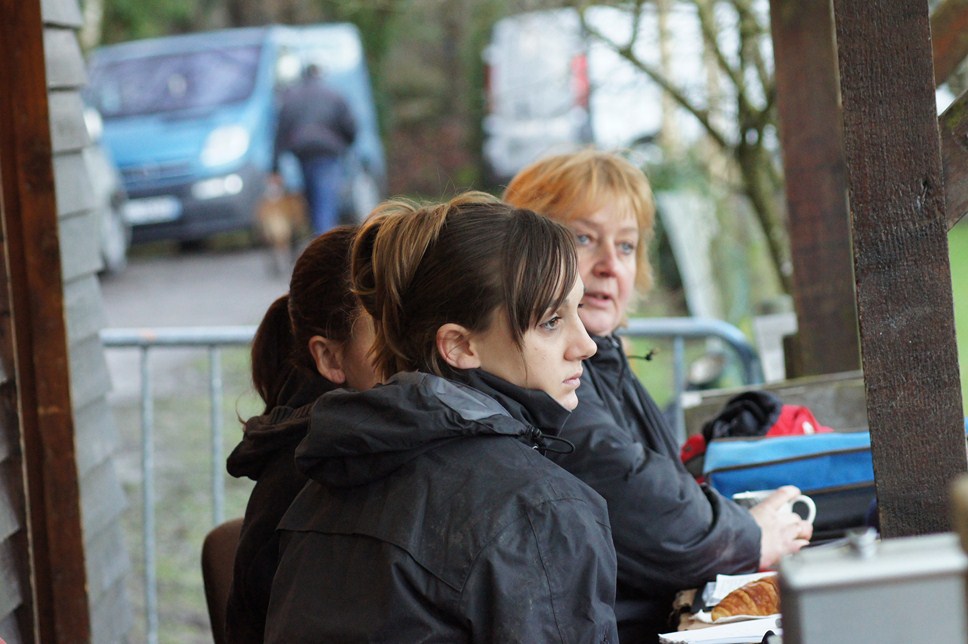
[
  {"left": 352, "top": 191, "right": 579, "bottom": 381},
  {"left": 251, "top": 225, "right": 360, "bottom": 410}
]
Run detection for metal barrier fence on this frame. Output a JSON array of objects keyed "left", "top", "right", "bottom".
[
  {"left": 621, "top": 317, "right": 763, "bottom": 440},
  {"left": 99, "top": 317, "right": 761, "bottom": 644},
  {"left": 101, "top": 326, "right": 255, "bottom": 644}
]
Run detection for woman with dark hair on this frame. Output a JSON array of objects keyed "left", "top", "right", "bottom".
[
  {"left": 225, "top": 226, "right": 378, "bottom": 643},
  {"left": 265, "top": 192, "right": 619, "bottom": 643}
]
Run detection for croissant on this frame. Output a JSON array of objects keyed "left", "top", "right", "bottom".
[{"left": 711, "top": 575, "right": 781, "bottom": 621}]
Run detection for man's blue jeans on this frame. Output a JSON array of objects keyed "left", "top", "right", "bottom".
[{"left": 299, "top": 155, "right": 342, "bottom": 234}]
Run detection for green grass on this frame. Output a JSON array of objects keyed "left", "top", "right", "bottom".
[
  {"left": 116, "top": 347, "right": 261, "bottom": 643},
  {"left": 949, "top": 218, "right": 968, "bottom": 415}
]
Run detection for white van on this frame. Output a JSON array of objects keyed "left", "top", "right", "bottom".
[{"left": 482, "top": 5, "right": 705, "bottom": 183}]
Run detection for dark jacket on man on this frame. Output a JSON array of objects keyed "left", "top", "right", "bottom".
[
  {"left": 273, "top": 71, "right": 357, "bottom": 169},
  {"left": 265, "top": 370, "right": 619, "bottom": 643},
  {"left": 224, "top": 371, "right": 335, "bottom": 644},
  {"left": 550, "top": 334, "right": 761, "bottom": 642}
]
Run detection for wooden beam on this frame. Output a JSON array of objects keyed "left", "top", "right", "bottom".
[
  {"left": 0, "top": 0, "right": 91, "bottom": 640},
  {"left": 833, "top": 0, "right": 967, "bottom": 537},
  {"left": 931, "top": 0, "right": 968, "bottom": 87},
  {"left": 769, "top": 0, "right": 860, "bottom": 377}
]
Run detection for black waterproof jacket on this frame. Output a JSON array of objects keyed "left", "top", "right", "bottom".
[
  {"left": 265, "top": 370, "right": 619, "bottom": 643},
  {"left": 273, "top": 75, "right": 357, "bottom": 168},
  {"left": 224, "top": 372, "right": 335, "bottom": 644},
  {"left": 550, "top": 335, "right": 760, "bottom": 642}
]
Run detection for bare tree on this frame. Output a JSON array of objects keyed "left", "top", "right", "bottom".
[{"left": 577, "top": 0, "right": 791, "bottom": 294}]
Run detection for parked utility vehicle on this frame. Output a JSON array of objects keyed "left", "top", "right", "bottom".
[
  {"left": 482, "top": 6, "right": 704, "bottom": 183},
  {"left": 85, "top": 24, "right": 385, "bottom": 245}
]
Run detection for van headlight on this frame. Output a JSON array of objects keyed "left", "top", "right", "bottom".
[
  {"left": 191, "top": 174, "right": 244, "bottom": 200},
  {"left": 200, "top": 125, "right": 250, "bottom": 167}
]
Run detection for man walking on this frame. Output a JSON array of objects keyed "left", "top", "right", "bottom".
[{"left": 273, "top": 64, "right": 357, "bottom": 235}]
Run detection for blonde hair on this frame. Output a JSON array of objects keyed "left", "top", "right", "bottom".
[
  {"left": 502, "top": 148, "right": 656, "bottom": 293},
  {"left": 352, "top": 191, "right": 579, "bottom": 381}
]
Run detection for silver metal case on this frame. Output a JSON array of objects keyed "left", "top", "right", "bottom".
[{"left": 779, "top": 531, "right": 968, "bottom": 643}]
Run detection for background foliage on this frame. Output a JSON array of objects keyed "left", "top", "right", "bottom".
[{"left": 84, "top": 0, "right": 798, "bottom": 324}]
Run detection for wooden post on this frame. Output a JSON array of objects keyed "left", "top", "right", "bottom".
[
  {"left": 0, "top": 0, "right": 91, "bottom": 640},
  {"left": 770, "top": 0, "right": 860, "bottom": 377},
  {"left": 833, "top": 0, "right": 967, "bottom": 537}
]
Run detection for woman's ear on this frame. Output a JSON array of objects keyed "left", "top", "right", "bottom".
[
  {"left": 308, "top": 335, "right": 347, "bottom": 384},
  {"left": 436, "top": 323, "right": 481, "bottom": 370}
]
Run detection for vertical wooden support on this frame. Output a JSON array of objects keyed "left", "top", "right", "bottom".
[
  {"left": 833, "top": 0, "right": 966, "bottom": 537},
  {"left": 0, "top": 0, "right": 91, "bottom": 640},
  {"left": 770, "top": 0, "right": 860, "bottom": 377}
]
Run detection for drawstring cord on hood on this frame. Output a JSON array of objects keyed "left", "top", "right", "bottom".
[
  {"left": 622, "top": 331, "right": 659, "bottom": 364},
  {"left": 609, "top": 334, "right": 658, "bottom": 386},
  {"left": 627, "top": 348, "right": 658, "bottom": 362},
  {"left": 527, "top": 426, "right": 575, "bottom": 455}
]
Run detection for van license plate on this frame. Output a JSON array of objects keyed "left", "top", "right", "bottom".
[{"left": 124, "top": 196, "right": 182, "bottom": 225}]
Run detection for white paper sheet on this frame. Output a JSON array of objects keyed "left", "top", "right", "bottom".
[{"left": 658, "top": 616, "right": 781, "bottom": 643}]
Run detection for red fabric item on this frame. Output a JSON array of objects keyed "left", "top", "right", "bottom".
[
  {"left": 764, "top": 405, "right": 834, "bottom": 437},
  {"left": 680, "top": 434, "right": 708, "bottom": 483}
]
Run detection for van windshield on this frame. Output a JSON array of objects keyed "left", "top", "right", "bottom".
[{"left": 89, "top": 45, "right": 261, "bottom": 118}]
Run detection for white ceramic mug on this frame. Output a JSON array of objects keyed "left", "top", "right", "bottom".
[{"left": 732, "top": 489, "right": 817, "bottom": 524}]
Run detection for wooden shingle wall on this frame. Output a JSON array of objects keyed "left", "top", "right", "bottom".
[
  {"left": 41, "top": 0, "right": 133, "bottom": 640},
  {"left": 0, "top": 360, "right": 29, "bottom": 642}
]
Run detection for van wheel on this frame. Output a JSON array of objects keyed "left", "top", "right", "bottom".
[{"left": 179, "top": 238, "right": 207, "bottom": 252}]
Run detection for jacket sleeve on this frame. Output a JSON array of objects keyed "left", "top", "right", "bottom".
[
  {"left": 461, "top": 497, "right": 619, "bottom": 644},
  {"left": 553, "top": 386, "right": 761, "bottom": 596},
  {"left": 335, "top": 96, "right": 357, "bottom": 146}
]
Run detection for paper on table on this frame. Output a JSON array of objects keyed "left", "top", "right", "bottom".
[
  {"left": 658, "top": 616, "right": 781, "bottom": 644},
  {"left": 694, "top": 610, "right": 779, "bottom": 625}
]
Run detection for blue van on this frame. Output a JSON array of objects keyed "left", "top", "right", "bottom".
[{"left": 85, "top": 24, "right": 386, "bottom": 244}]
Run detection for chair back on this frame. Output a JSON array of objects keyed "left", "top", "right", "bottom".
[{"left": 201, "top": 517, "right": 244, "bottom": 644}]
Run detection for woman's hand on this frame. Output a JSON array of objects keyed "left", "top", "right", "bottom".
[{"left": 748, "top": 485, "right": 813, "bottom": 569}]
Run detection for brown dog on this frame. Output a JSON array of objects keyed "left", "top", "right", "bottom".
[{"left": 256, "top": 180, "right": 310, "bottom": 276}]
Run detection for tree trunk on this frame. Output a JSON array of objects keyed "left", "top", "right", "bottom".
[{"left": 736, "top": 141, "right": 791, "bottom": 294}]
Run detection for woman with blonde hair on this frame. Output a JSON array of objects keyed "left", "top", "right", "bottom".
[
  {"left": 265, "top": 192, "right": 618, "bottom": 643},
  {"left": 505, "top": 149, "right": 811, "bottom": 642}
]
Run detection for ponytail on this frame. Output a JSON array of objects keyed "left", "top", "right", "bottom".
[{"left": 251, "top": 295, "right": 296, "bottom": 411}]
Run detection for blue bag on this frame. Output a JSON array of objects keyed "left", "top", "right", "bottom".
[{"left": 703, "top": 432, "right": 875, "bottom": 539}]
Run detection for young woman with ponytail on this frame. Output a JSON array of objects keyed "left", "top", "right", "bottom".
[{"left": 265, "top": 192, "right": 619, "bottom": 643}]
